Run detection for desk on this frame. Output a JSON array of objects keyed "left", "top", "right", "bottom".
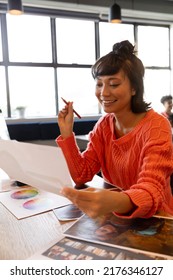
[
  {"left": 1, "top": 174, "right": 172, "bottom": 260},
  {"left": 0, "top": 174, "right": 108, "bottom": 260},
  {"left": 0, "top": 202, "right": 73, "bottom": 260}
]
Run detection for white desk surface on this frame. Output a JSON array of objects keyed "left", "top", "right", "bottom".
[
  {"left": 0, "top": 201, "right": 73, "bottom": 260},
  {"left": 0, "top": 173, "right": 107, "bottom": 260}
]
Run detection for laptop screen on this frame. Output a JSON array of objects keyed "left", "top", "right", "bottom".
[{"left": 0, "top": 109, "right": 10, "bottom": 140}]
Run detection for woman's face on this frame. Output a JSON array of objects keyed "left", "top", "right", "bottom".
[{"left": 95, "top": 70, "right": 135, "bottom": 115}]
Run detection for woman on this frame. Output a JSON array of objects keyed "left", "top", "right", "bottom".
[{"left": 57, "top": 40, "right": 173, "bottom": 219}]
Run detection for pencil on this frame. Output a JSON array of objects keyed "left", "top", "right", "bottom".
[{"left": 61, "top": 97, "right": 82, "bottom": 119}]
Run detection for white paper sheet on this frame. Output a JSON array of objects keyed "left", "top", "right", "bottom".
[
  {"left": 0, "top": 186, "right": 71, "bottom": 219},
  {"left": 0, "top": 168, "right": 17, "bottom": 192},
  {"left": 0, "top": 140, "right": 73, "bottom": 195}
]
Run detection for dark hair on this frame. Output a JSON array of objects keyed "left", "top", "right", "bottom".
[
  {"left": 160, "top": 95, "right": 173, "bottom": 104},
  {"left": 91, "top": 40, "right": 151, "bottom": 113}
]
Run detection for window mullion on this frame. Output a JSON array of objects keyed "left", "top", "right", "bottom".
[
  {"left": 50, "top": 17, "right": 59, "bottom": 114},
  {"left": 1, "top": 14, "right": 11, "bottom": 117}
]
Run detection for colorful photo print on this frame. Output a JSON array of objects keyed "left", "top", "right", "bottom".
[
  {"left": 42, "top": 237, "right": 167, "bottom": 260},
  {"left": 54, "top": 204, "right": 84, "bottom": 221},
  {"left": 64, "top": 214, "right": 173, "bottom": 259}
]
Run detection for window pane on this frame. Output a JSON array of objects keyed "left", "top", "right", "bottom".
[
  {"left": 144, "top": 69, "right": 171, "bottom": 113},
  {"left": 0, "top": 67, "right": 7, "bottom": 117},
  {"left": 56, "top": 18, "right": 95, "bottom": 64},
  {"left": 7, "top": 14, "right": 52, "bottom": 62},
  {"left": 99, "top": 22, "right": 134, "bottom": 57},
  {"left": 57, "top": 68, "right": 98, "bottom": 115},
  {"left": 138, "top": 26, "right": 169, "bottom": 67},
  {"left": 0, "top": 21, "right": 2, "bottom": 61},
  {"left": 9, "top": 67, "right": 56, "bottom": 117}
]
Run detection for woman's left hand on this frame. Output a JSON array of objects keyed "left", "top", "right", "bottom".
[{"left": 60, "top": 186, "right": 133, "bottom": 218}]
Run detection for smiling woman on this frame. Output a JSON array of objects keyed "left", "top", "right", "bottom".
[{"left": 56, "top": 40, "right": 173, "bottom": 220}]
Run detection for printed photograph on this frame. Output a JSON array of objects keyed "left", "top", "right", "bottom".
[
  {"left": 54, "top": 204, "right": 84, "bottom": 221},
  {"left": 64, "top": 214, "right": 173, "bottom": 259},
  {"left": 42, "top": 237, "right": 167, "bottom": 260}
]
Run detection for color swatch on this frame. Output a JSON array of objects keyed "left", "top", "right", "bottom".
[
  {"left": 11, "top": 189, "right": 38, "bottom": 199},
  {"left": 23, "top": 197, "right": 52, "bottom": 210}
]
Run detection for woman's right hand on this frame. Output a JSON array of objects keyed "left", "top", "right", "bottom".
[{"left": 57, "top": 101, "right": 74, "bottom": 139}]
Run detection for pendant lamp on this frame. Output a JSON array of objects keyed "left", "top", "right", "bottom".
[
  {"left": 8, "top": 0, "right": 24, "bottom": 15},
  {"left": 109, "top": 3, "right": 121, "bottom": 23}
]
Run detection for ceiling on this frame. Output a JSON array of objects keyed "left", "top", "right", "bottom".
[
  {"left": 25, "top": 0, "right": 173, "bottom": 13},
  {"left": 1, "top": 1, "right": 173, "bottom": 21},
  {"left": 21, "top": 0, "right": 173, "bottom": 22}
]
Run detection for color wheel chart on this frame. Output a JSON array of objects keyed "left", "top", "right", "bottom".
[
  {"left": 0, "top": 186, "right": 71, "bottom": 219},
  {"left": 11, "top": 188, "right": 53, "bottom": 211},
  {"left": 11, "top": 189, "right": 38, "bottom": 199},
  {"left": 23, "top": 198, "right": 52, "bottom": 210}
]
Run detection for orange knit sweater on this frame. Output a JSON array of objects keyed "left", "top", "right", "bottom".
[{"left": 56, "top": 109, "right": 173, "bottom": 218}]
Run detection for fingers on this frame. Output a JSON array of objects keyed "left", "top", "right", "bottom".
[
  {"left": 60, "top": 187, "right": 109, "bottom": 219},
  {"left": 58, "top": 102, "right": 73, "bottom": 118},
  {"left": 57, "top": 102, "right": 74, "bottom": 138},
  {"left": 68, "top": 102, "right": 74, "bottom": 115},
  {"left": 61, "top": 186, "right": 97, "bottom": 202}
]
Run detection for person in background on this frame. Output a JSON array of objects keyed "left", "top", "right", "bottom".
[
  {"left": 168, "top": 113, "right": 173, "bottom": 141},
  {"left": 160, "top": 96, "right": 173, "bottom": 142},
  {"left": 57, "top": 40, "right": 173, "bottom": 220},
  {"left": 168, "top": 113, "right": 173, "bottom": 129},
  {"left": 160, "top": 95, "right": 173, "bottom": 118}
]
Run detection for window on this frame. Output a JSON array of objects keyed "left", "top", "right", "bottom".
[
  {"left": 8, "top": 67, "right": 56, "bottom": 117},
  {"left": 99, "top": 22, "right": 134, "bottom": 57},
  {"left": 57, "top": 68, "right": 97, "bottom": 116},
  {"left": 56, "top": 18, "right": 95, "bottom": 64},
  {"left": 138, "top": 25, "right": 170, "bottom": 112},
  {"left": 0, "top": 8, "right": 172, "bottom": 119},
  {"left": 138, "top": 25, "right": 169, "bottom": 67},
  {"left": 144, "top": 69, "right": 171, "bottom": 112},
  {"left": 0, "top": 21, "right": 2, "bottom": 61},
  {"left": 7, "top": 14, "right": 52, "bottom": 63},
  {"left": 0, "top": 67, "right": 7, "bottom": 116}
]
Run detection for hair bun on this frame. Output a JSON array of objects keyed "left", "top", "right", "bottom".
[{"left": 112, "top": 40, "right": 135, "bottom": 58}]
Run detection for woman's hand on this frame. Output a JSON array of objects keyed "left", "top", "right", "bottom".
[
  {"left": 60, "top": 186, "right": 134, "bottom": 218},
  {"left": 57, "top": 101, "right": 74, "bottom": 139}
]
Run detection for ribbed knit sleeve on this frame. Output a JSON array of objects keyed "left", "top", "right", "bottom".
[
  {"left": 56, "top": 132, "right": 102, "bottom": 184},
  {"left": 56, "top": 110, "right": 173, "bottom": 218}
]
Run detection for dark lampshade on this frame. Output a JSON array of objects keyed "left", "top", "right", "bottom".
[
  {"left": 109, "top": 3, "right": 121, "bottom": 23},
  {"left": 8, "top": 0, "right": 24, "bottom": 15}
]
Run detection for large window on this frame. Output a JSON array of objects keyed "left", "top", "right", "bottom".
[
  {"left": 138, "top": 25, "right": 169, "bottom": 67},
  {"left": 7, "top": 15, "right": 52, "bottom": 63},
  {"left": 0, "top": 66, "right": 7, "bottom": 116},
  {"left": 8, "top": 67, "right": 56, "bottom": 117},
  {"left": 99, "top": 22, "right": 134, "bottom": 57},
  {"left": 138, "top": 25, "right": 171, "bottom": 112},
  {"left": 0, "top": 21, "right": 2, "bottom": 61},
  {"left": 56, "top": 18, "right": 95, "bottom": 64},
  {"left": 0, "top": 8, "right": 172, "bottom": 119}
]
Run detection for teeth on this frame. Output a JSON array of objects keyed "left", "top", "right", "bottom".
[{"left": 102, "top": 100, "right": 116, "bottom": 104}]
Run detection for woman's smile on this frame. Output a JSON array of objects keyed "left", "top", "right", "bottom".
[{"left": 101, "top": 99, "right": 117, "bottom": 106}]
